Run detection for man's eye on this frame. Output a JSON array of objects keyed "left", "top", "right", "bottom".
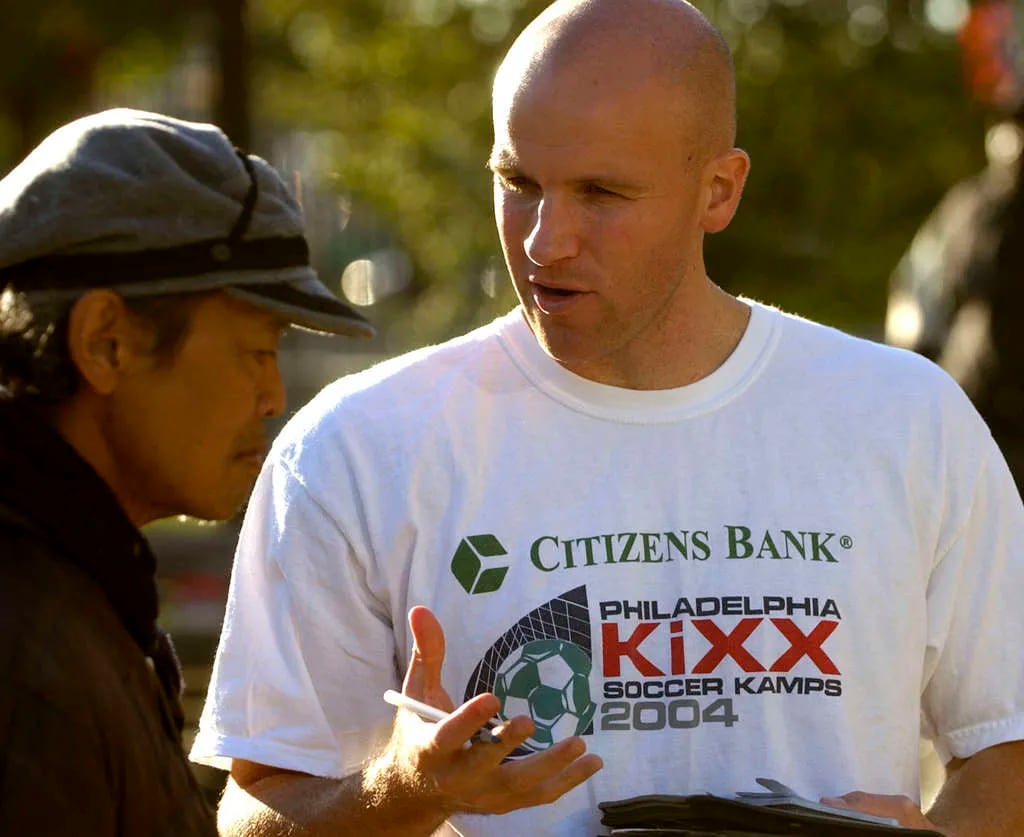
[
  {"left": 585, "top": 184, "right": 621, "bottom": 198},
  {"left": 497, "top": 175, "right": 528, "bottom": 193}
]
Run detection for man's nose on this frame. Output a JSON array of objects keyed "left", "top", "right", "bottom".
[
  {"left": 259, "top": 358, "right": 287, "bottom": 419},
  {"left": 524, "top": 195, "right": 580, "bottom": 266}
]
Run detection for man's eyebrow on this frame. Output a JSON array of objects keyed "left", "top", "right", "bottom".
[
  {"left": 578, "top": 176, "right": 644, "bottom": 193},
  {"left": 486, "top": 153, "right": 644, "bottom": 195},
  {"left": 487, "top": 150, "right": 519, "bottom": 171}
]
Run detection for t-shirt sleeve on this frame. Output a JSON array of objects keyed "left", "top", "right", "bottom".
[
  {"left": 190, "top": 453, "right": 398, "bottom": 778},
  {"left": 920, "top": 422, "right": 1024, "bottom": 763}
]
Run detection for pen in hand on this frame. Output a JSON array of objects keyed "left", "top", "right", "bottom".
[{"left": 383, "top": 689, "right": 502, "bottom": 743}]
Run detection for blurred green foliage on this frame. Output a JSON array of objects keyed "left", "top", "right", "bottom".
[
  {"left": 0, "top": 0, "right": 991, "bottom": 347},
  {"left": 0, "top": 0, "right": 194, "bottom": 162},
  {"left": 714, "top": 0, "right": 989, "bottom": 331}
]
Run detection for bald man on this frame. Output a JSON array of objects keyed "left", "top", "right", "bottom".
[{"left": 193, "top": 1, "right": 1024, "bottom": 835}]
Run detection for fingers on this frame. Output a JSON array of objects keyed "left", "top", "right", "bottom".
[
  {"left": 416, "top": 729, "right": 602, "bottom": 816},
  {"left": 520, "top": 746, "right": 604, "bottom": 807},
  {"left": 429, "top": 691, "right": 503, "bottom": 754},
  {"left": 491, "top": 735, "right": 604, "bottom": 797},
  {"left": 449, "top": 736, "right": 604, "bottom": 816},
  {"left": 395, "top": 696, "right": 603, "bottom": 816},
  {"left": 398, "top": 607, "right": 503, "bottom": 753},
  {"left": 821, "top": 791, "right": 939, "bottom": 830},
  {"left": 402, "top": 606, "right": 450, "bottom": 708}
]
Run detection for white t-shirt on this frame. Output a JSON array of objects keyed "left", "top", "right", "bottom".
[{"left": 192, "top": 302, "right": 1024, "bottom": 836}]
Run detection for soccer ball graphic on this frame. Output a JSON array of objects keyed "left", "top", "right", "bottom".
[{"left": 493, "top": 639, "right": 596, "bottom": 750}]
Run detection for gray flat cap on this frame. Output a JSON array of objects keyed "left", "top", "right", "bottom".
[{"left": 0, "top": 108, "right": 374, "bottom": 338}]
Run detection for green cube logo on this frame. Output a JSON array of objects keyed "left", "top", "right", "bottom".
[{"left": 451, "top": 534, "right": 509, "bottom": 595}]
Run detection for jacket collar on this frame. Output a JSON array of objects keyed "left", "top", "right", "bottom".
[{"left": 0, "top": 392, "right": 160, "bottom": 655}]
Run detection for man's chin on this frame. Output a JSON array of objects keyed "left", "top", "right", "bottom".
[
  {"left": 530, "top": 325, "right": 594, "bottom": 369},
  {"left": 177, "top": 489, "right": 252, "bottom": 525}
]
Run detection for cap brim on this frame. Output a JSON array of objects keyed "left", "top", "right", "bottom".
[
  {"left": 225, "top": 272, "right": 375, "bottom": 338},
  {"left": 22, "top": 264, "right": 376, "bottom": 339}
]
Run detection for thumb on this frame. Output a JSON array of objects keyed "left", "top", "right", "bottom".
[
  {"left": 820, "top": 797, "right": 850, "bottom": 809},
  {"left": 402, "top": 606, "right": 452, "bottom": 710}
]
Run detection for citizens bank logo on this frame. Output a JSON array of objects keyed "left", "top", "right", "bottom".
[{"left": 450, "top": 534, "right": 510, "bottom": 595}]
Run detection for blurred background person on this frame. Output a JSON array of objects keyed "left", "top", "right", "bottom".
[
  {"left": 886, "top": 0, "right": 1024, "bottom": 490},
  {"left": 885, "top": 3, "right": 1023, "bottom": 801}
]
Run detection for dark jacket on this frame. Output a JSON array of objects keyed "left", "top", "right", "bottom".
[{"left": 0, "top": 394, "right": 217, "bottom": 835}]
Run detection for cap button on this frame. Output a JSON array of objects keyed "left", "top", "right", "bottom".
[{"left": 211, "top": 243, "right": 232, "bottom": 263}]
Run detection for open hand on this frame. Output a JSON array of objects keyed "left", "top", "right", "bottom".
[{"left": 391, "top": 605, "right": 604, "bottom": 816}]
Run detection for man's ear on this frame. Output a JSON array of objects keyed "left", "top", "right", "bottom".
[
  {"left": 66, "top": 290, "right": 138, "bottom": 396},
  {"left": 701, "top": 147, "right": 751, "bottom": 234}
]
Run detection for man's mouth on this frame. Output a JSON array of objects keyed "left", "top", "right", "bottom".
[
  {"left": 531, "top": 282, "right": 585, "bottom": 313},
  {"left": 234, "top": 436, "right": 268, "bottom": 466}
]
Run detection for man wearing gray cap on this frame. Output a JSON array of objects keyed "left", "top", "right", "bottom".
[{"left": 0, "top": 108, "right": 372, "bottom": 833}]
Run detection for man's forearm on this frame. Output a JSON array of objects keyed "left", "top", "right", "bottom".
[
  {"left": 927, "top": 740, "right": 1024, "bottom": 836},
  {"left": 218, "top": 756, "right": 449, "bottom": 837}
]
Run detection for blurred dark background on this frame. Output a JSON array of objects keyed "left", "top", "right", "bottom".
[{"left": 5, "top": 0, "right": 1020, "bottom": 807}]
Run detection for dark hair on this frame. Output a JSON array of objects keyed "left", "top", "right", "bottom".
[{"left": 0, "top": 288, "right": 211, "bottom": 404}]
